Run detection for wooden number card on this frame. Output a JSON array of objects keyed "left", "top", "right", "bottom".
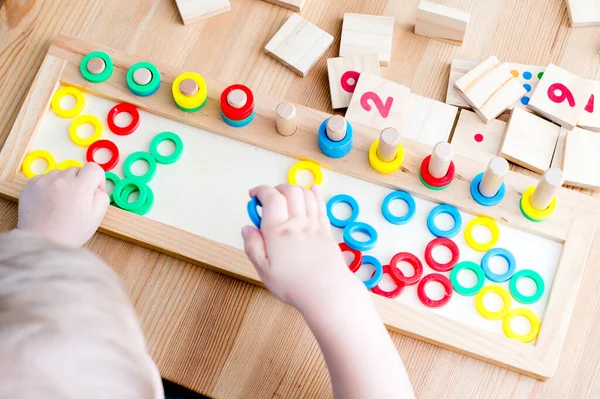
[{"left": 326, "top": 54, "right": 381, "bottom": 109}]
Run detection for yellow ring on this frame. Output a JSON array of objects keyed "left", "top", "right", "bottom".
[
  {"left": 57, "top": 159, "right": 83, "bottom": 170},
  {"left": 521, "top": 185, "right": 556, "bottom": 221},
  {"left": 69, "top": 114, "right": 103, "bottom": 148},
  {"left": 368, "top": 139, "right": 404, "bottom": 174},
  {"left": 475, "top": 285, "right": 512, "bottom": 320},
  {"left": 288, "top": 161, "right": 323, "bottom": 188},
  {"left": 22, "top": 150, "right": 56, "bottom": 178},
  {"left": 51, "top": 86, "right": 85, "bottom": 118},
  {"left": 172, "top": 72, "right": 208, "bottom": 109},
  {"left": 464, "top": 216, "right": 500, "bottom": 252},
  {"left": 502, "top": 308, "right": 541, "bottom": 343}
]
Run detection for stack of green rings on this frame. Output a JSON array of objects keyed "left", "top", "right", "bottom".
[
  {"left": 126, "top": 62, "right": 161, "bottom": 97},
  {"left": 105, "top": 131, "right": 183, "bottom": 215}
]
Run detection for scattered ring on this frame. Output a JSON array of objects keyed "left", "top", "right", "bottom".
[
  {"left": 389, "top": 252, "right": 423, "bottom": 286},
  {"left": 172, "top": 72, "right": 208, "bottom": 110},
  {"left": 475, "top": 285, "right": 512, "bottom": 320},
  {"left": 80, "top": 51, "right": 114, "bottom": 83},
  {"left": 22, "top": 150, "right": 56, "bottom": 178},
  {"left": 417, "top": 273, "right": 453, "bottom": 308},
  {"left": 247, "top": 196, "right": 262, "bottom": 228},
  {"left": 368, "top": 139, "right": 404, "bottom": 174},
  {"left": 520, "top": 185, "right": 556, "bottom": 222},
  {"left": 361, "top": 255, "right": 383, "bottom": 290},
  {"left": 339, "top": 242, "right": 362, "bottom": 273},
  {"left": 470, "top": 172, "right": 506, "bottom": 206},
  {"left": 86, "top": 139, "right": 120, "bottom": 172},
  {"left": 107, "top": 103, "right": 140, "bottom": 135},
  {"left": 450, "top": 261, "right": 485, "bottom": 296},
  {"left": 509, "top": 269, "right": 545, "bottom": 304},
  {"left": 381, "top": 191, "right": 416, "bottom": 225},
  {"left": 371, "top": 265, "right": 405, "bottom": 299},
  {"left": 220, "top": 84, "right": 254, "bottom": 121},
  {"left": 343, "top": 222, "right": 378, "bottom": 251},
  {"left": 326, "top": 194, "right": 359, "bottom": 228},
  {"left": 123, "top": 151, "right": 157, "bottom": 183},
  {"left": 427, "top": 204, "right": 462, "bottom": 238},
  {"left": 288, "top": 160, "right": 323, "bottom": 188},
  {"left": 126, "top": 62, "right": 161, "bottom": 96},
  {"left": 420, "top": 155, "right": 455, "bottom": 187},
  {"left": 424, "top": 237, "right": 460, "bottom": 272},
  {"left": 69, "top": 114, "right": 103, "bottom": 147},
  {"left": 113, "top": 177, "right": 150, "bottom": 212},
  {"left": 51, "top": 86, "right": 85, "bottom": 118},
  {"left": 502, "top": 308, "right": 541, "bottom": 343},
  {"left": 150, "top": 132, "right": 184, "bottom": 164},
  {"left": 464, "top": 217, "right": 500, "bottom": 252},
  {"left": 57, "top": 159, "right": 83, "bottom": 170},
  {"left": 121, "top": 184, "right": 154, "bottom": 215},
  {"left": 105, "top": 172, "right": 120, "bottom": 204},
  {"left": 481, "top": 248, "right": 516, "bottom": 283}
]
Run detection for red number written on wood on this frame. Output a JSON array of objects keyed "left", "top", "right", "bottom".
[
  {"left": 547, "top": 83, "right": 576, "bottom": 107},
  {"left": 360, "top": 91, "right": 394, "bottom": 118},
  {"left": 585, "top": 94, "right": 595, "bottom": 113},
  {"left": 340, "top": 71, "right": 360, "bottom": 93}
]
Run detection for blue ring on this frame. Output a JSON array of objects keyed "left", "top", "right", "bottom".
[
  {"left": 129, "top": 84, "right": 160, "bottom": 97},
  {"left": 222, "top": 111, "right": 255, "bottom": 128},
  {"left": 427, "top": 204, "right": 462, "bottom": 238},
  {"left": 247, "top": 197, "right": 262, "bottom": 228},
  {"left": 481, "top": 248, "right": 516, "bottom": 283},
  {"left": 326, "top": 194, "right": 359, "bottom": 228},
  {"left": 343, "top": 222, "right": 378, "bottom": 251},
  {"left": 470, "top": 172, "right": 506, "bottom": 207},
  {"left": 361, "top": 255, "right": 383, "bottom": 289},
  {"left": 381, "top": 190, "right": 416, "bottom": 225},
  {"left": 318, "top": 119, "right": 353, "bottom": 158}
]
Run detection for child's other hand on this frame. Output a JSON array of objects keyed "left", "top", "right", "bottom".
[
  {"left": 18, "top": 163, "right": 110, "bottom": 248},
  {"left": 242, "top": 184, "right": 361, "bottom": 312}
]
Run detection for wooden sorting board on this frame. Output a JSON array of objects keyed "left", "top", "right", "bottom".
[{"left": 0, "top": 35, "right": 598, "bottom": 380}]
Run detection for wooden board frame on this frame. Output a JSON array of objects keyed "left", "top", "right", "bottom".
[{"left": 0, "top": 35, "right": 598, "bottom": 380}]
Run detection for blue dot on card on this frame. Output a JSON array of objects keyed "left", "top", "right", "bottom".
[
  {"left": 523, "top": 71, "right": 532, "bottom": 80},
  {"left": 521, "top": 96, "right": 530, "bottom": 105},
  {"left": 523, "top": 84, "right": 532, "bottom": 92}
]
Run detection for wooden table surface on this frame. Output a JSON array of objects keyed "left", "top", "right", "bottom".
[{"left": 2, "top": 0, "right": 600, "bottom": 397}]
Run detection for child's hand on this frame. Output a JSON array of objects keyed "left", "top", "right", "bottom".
[
  {"left": 18, "top": 163, "right": 110, "bottom": 248},
  {"left": 242, "top": 184, "right": 361, "bottom": 312}
]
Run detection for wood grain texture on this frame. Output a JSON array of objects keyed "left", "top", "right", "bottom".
[
  {"left": 1, "top": 0, "right": 600, "bottom": 397},
  {"left": 451, "top": 109, "right": 507, "bottom": 162},
  {"left": 414, "top": 0, "right": 470, "bottom": 45}
]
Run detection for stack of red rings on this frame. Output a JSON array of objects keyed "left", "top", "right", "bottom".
[
  {"left": 220, "top": 84, "right": 255, "bottom": 128},
  {"left": 419, "top": 155, "right": 456, "bottom": 190}
]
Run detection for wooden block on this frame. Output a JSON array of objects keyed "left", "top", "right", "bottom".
[
  {"left": 339, "top": 13, "right": 395, "bottom": 66},
  {"left": 260, "top": 0, "right": 305, "bottom": 12},
  {"left": 454, "top": 56, "right": 527, "bottom": 123},
  {"left": 414, "top": 0, "right": 470, "bottom": 45},
  {"left": 562, "top": 126, "right": 600, "bottom": 189},
  {"left": 505, "top": 62, "right": 546, "bottom": 108},
  {"left": 551, "top": 127, "right": 568, "bottom": 169},
  {"left": 450, "top": 110, "right": 507, "bottom": 162},
  {"left": 175, "top": 0, "right": 231, "bottom": 25},
  {"left": 326, "top": 54, "right": 381, "bottom": 109},
  {"left": 566, "top": 0, "right": 600, "bottom": 28},
  {"left": 499, "top": 108, "right": 561, "bottom": 174},
  {"left": 345, "top": 72, "right": 411, "bottom": 133},
  {"left": 578, "top": 81, "right": 600, "bottom": 132},
  {"left": 402, "top": 94, "right": 458, "bottom": 146},
  {"left": 527, "top": 64, "right": 593, "bottom": 130},
  {"left": 264, "top": 14, "right": 334, "bottom": 77},
  {"left": 446, "top": 59, "right": 478, "bottom": 108}
]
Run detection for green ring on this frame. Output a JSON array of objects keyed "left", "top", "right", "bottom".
[
  {"left": 509, "top": 269, "right": 545, "bottom": 304},
  {"left": 419, "top": 173, "right": 450, "bottom": 191},
  {"left": 150, "top": 132, "right": 183, "bottom": 164},
  {"left": 126, "top": 62, "right": 161, "bottom": 96},
  {"left": 175, "top": 96, "right": 208, "bottom": 113},
  {"left": 450, "top": 261, "right": 486, "bottom": 296},
  {"left": 120, "top": 184, "right": 154, "bottom": 215},
  {"left": 105, "top": 172, "right": 120, "bottom": 204},
  {"left": 520, "top": 197, "right": 544, "bottom": 222},
  {"left": 80, "top": 51, "right": 114, "bottom": 83},
  {"left": 123, "top": 151, "right": 157, "bottom": 183},
  {"left": 113, "top": 177, "right": 149, "bottom": 212}
]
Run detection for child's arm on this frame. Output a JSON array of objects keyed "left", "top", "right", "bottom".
[
  {"left": 0, "top": 164, "right": 162, "bottom": 398},
  {"left": 242, "top": 185, "right": 414, "bottom": 399}
]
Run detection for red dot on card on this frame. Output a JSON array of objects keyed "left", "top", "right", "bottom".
[{"left": 474, "top": 134, "right": 484, "bottom": 143}]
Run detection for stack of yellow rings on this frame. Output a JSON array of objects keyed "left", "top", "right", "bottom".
[
  {"left": 368, "top": 139, "right": 404, "bottom": 174},
  {"left": 520, "top": 185, "right": 556, "bottom": 222},
  {"left": 288, "top": 161, "right": 323, "bottom": 189},
  {"left": 172, "top": 72, "right": 208, "bottom": 112}
]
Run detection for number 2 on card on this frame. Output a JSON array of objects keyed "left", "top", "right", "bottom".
[
  {"left": 547, "top": 83, "right": 576, "bottom": 107},
  {"left": 360, "top": 92, "right": 394, "bottom": 118}
]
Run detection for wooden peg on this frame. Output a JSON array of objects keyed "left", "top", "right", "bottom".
[
  {"left": 530, "top": 168, "right": 564, "bottom": 211},
  {"left": 227, "top": 89, "right": 248, "bottom": 109},
  {"left": 179, "top": 78, "right": 199, "bottom": 96},
  {"left": 479, "top": 157, "right": 509, "bottom": 198},
  {"left": 428, "top": 141, "right": 453, "bottom": 178},
  {"left": 377, "top": 127, "right": 401, "bottom": 162},
  {"left": 133, "top": 67, "right": 153, "bottom": 85},
  {"left": 276, "top": 102, "right": 297, "bottom": 137},
  {"left": 326, "top": 115, "right": 347, "bottom": 142},
  {"left": 86, "top": 57, "right": 106, "bottom": 75}
]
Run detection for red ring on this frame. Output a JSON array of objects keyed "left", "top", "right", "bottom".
[
  {"left": 86, "top": 139, "right": 120, "bottom": 171},
  {"left": 339, "top": 242, "right": 362, "bottom": 273},
  {"left": 389, "top": 252, "right": 423, "bottom": 286},
  {"left": 424, "top": 237, "right": 460, "bottom": 272},
  {"left": 417, "top": 273, "right": 452, "bottom": 308},
  {"left": 420, "top": 155, "right": 455, "bottom": 187},
  {"left": 107, "top": 103, "right": 140, "bottom": 136},
  {"left": 220, "top": 84, "right": 254, "bottom": 121},
  {"left": 371, "top": 265, "right": 405, "bottom": 298}
]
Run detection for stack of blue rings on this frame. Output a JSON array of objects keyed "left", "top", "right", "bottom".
[{"left": 318, "top": 118, "right": 353, "bottom": 158}]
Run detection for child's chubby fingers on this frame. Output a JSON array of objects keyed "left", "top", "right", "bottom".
[
  {"left": 302, "top": 186, "right": 318, "bottom": 220},
  {"left": 77, "top": 162, "right": 106, "bottom": 192},
  {"left": 242, "top": 225, "right": 269, "bottom": 272},
  {"left": 249, "top": 185, "right": 289, "bottom": 226},
  {"left": 275, "top": 184, "right": 306, "bottom": 218},
  {"left": 311, "top": 185, "right": 330, "bottom": 225}
]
